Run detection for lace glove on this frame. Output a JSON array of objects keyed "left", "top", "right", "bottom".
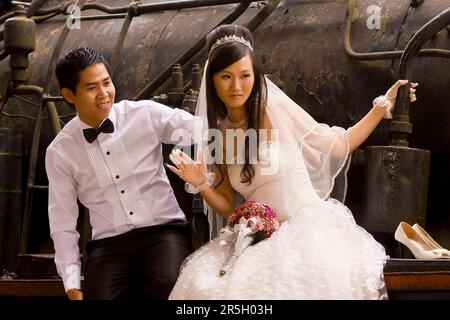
[
  {"left": 166, "top": 149, "right": 214, "bottom": 194},
  {"left": 373, "top": 80, "right": 418, "bottom": 119}
]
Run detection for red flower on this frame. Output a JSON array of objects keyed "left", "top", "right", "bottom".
[
  {"left": 219, "top": 201, "right": 280, "bottom": 276},
  {"left": 227, "top": 200, "right": 280, "bottom": 243}
]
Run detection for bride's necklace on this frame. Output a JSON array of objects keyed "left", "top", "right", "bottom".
[{"left": 226, "top": 115, "right": 248, "bottom": 129}]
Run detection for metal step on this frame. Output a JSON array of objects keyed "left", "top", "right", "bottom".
[
  {"left": 1, "top": 258, "right": 449, "bottom": 299},
  {"left": 384, "top": 258, "right": 450, "bottom": 299},
  {"left": 0, "top": 279, "right": 67, "bottom": 297}
]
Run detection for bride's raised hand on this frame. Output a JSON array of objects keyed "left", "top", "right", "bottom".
[
  {"left": 386, "top": 79, "right": 418, "bottom": 104},
  {"left": 374, "top": 80, "right": 418, "bottom": 119},
  {"left": 166, "top": 149, "right": 213, "bottom": 193}
]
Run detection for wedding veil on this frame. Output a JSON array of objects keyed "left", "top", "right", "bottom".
[{"left": 193, "top": 59, "right": 351, "bottom": 239}]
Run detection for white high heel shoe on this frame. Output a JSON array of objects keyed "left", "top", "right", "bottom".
[
  {"left": 412, "top": 223, "right": 445, "bottom": 250},
  {"left": 394, "top": 222, "right": 450, "bottom": 259}
]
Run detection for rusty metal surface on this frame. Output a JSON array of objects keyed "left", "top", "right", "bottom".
[
  {"left": 385, "top": 272, "right": 450, "bottom": 300},
  {"left": 361, "top": 146, "right": 430, "bottom": 257},
  {"left": 0, "top": 0, "right": 449, "bottom": 270},
  {"left": 384, "top": 258, "right": 450, "bottom": 298},
  {"left": 0, "top": 128, "right": 22, "bottom": 272}
]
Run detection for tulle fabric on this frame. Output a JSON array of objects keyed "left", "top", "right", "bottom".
[
  {"left": 169, "top": 198, "right": 387, "bottom": 300},
  {"left": 169, "top": 143, "right": 388, "bottom": 300}
]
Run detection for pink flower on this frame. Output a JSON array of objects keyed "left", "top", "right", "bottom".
[
  {"left": 228, "top": 200, "right": 280, "bottom": 242},
  {"left": 219, "top": 201, "right": 280, "bottom": 276}
]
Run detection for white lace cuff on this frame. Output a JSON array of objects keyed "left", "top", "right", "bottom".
[
  {"left": 185, "top": 172, "right": 215, "bottom": 194},
  {"left": 373, "top": 95, "right": 393, "bottom": 119}
]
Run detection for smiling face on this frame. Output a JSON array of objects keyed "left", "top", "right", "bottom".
[
  {"left": 61, "top": 62, "right": 115, "bottom": 128},
  {"left": 212, "top": 54, "right": 255, "bottom": 112}
]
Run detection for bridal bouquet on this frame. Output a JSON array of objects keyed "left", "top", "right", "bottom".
[{"left": 219, "top": 200, "right": 280, "bottom": 277}]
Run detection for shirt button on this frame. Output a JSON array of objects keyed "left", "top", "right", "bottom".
[
  {"left": 106, "top": 151, "right": 110, "bottom": 155},
  {"left": 116, "top": 175, "right": 120, "bottom": 179},
  {"left": 121, "top": 190, "right": 125, "bottom": 194},
  {"left": 129, "top": 211, "right": 133, "bottom": 215}
]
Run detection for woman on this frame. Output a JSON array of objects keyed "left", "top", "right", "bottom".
[{"left": 167, "top": 24, "right": 417, "bottom": 299}]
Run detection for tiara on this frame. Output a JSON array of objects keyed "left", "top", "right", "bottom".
[{"left": 209, "top": 35, "right": 253, "bottom": 54}]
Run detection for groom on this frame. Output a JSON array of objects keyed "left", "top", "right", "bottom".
[{"left": 46, "top": 47, "right": 194, "bottom": 299}]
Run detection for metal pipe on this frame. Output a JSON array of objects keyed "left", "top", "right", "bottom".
[
  {"left": 19, "top": 93, "right": 44, "bottom": 254},
  {"left": 83, "top": 0, "right": 260, "bottom": 15},
  {"left": 31, "top": 0, "right": 264, "bottom": 17},
  {"left": 41, "top": 96, "right": 64, "bottom": 103},
  {"left": 244, "top": 0, "right": 281, "bottom": 32},
  {"left": 0, "top": 126, "right": 22, "bottom": 272},
  {"left": 45, "top": 100, "right": 62, "bottom": 134},
  {"left": 11, "top": 86, "right": 62, "bottom": 254},
  {"left": 0, "top": 11, "right": 15, "bottom": 24},
  {"left": 344, "top": 0, "right": 450, "bottom": 60},
  {"left": 11, "top": 85, "right": 62, "bottom": 134},
  {"left": 12, "top": 1, "right": 31, "bottom": 7},
  {"left": 79, "top": 13, "right": 126, "bottom": 21},
  {"left": 110, "top": 6, "right": 135, "bottom": 77},
  {"left": 10, "top": 84, "right": 43, "bottom": 96},
  {"left": 398, "top": 7, "right": 450, "bottom": 79},
  {"left": 389, "top": 7, "right": 450, "bottom": 147},
  {"left": 25, "top": 0, "right": 48, "bottom": 18}
]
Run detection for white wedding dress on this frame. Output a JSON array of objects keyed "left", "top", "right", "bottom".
[{"left": 169, "top": 142, "right": 388, "bottom": 300}]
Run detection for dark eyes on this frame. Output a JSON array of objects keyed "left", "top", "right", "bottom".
[
  {"left": 221, "top": 74, "right": 251, "bottom": 79},
  {"left": 87, "top": 81, "right": 110, "bottom": 91}
]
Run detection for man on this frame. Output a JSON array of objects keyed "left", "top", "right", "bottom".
[{"left": 46, "top": 47, "right": 194, "bottom": 300}]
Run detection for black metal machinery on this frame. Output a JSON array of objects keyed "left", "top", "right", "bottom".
[{"left": 0, "top": 0, "right": 449, "bottom": 278}]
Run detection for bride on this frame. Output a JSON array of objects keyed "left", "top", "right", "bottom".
[{"left": 167, "top": 24, "right": 417, "bottom": 299}]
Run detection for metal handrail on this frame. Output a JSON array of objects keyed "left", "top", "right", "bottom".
[{"left": 389, "top": 7, "right": 450, "bottom": 147}]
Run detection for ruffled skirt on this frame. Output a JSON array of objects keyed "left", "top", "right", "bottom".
[{"left": 169, "top": 199, "right": 388, "bottom": 300}]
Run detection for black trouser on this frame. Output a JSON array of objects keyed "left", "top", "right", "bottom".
[{"left": 83, "top": 220, "right": 192, "bottom": 300}]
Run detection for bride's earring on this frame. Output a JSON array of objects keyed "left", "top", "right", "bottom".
[{"left": 394, "top": 222, "right": 450, "bottom": 259}]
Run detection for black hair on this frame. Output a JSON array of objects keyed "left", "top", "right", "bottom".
[
  {"left": 205, "top": 24, "right": 267, "bottom": 185},
  {"left": 55, "top": 47, "right": 111, "bottom": 93}
]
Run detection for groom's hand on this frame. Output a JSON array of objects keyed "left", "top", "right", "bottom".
[{"left": 67, "top": 288, "right": 83, "bottom": 300}]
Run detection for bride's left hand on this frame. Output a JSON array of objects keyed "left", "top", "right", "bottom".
[
  {"left": 374, "top": 80, "right": 418, "bottom": 119},
  {"left": 386, "top": 79, "right": 418, "bottom": 105}
]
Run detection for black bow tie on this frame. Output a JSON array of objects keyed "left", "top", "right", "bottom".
[{"left": 83, "top": 118, "right": 114, "bottom": 143}]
